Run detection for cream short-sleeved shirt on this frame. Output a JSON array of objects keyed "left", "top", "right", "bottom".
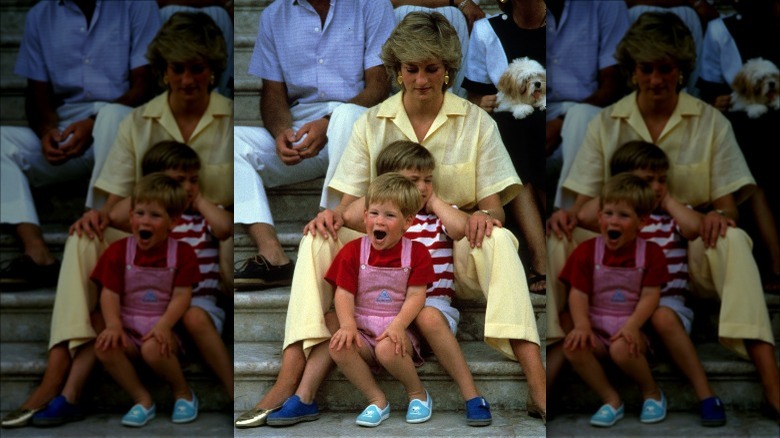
[
  {"left": 564, "top": 91, "right": 755, "bottom": 209},
  {"left": 95, "top": 91, "right": 233, "bottom": 207},
  {"left": 328, "top": 92, "right": 521, "bottom": 211}
]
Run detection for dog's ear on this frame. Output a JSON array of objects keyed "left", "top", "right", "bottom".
[
  {"left": 732, "top": 69, "right": 752, "bottom": 100},
  {"left": 498, "top": 70, "right": 522, "bottom": 98}
]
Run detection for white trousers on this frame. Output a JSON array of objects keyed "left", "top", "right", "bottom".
[
  {"left": 0, "top": 102, "right": 132, "bottom": 225},
  {"left": 233, "top": 102, "right": 367, "bottom": 225}
]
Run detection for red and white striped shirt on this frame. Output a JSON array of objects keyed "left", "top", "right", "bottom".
[
  {"left": 169, "top": 212, "right": 220, "bottom": 298},
  {"left": 404, "top": 212, "right": 455, "bottom": 299},
  {"left": 639, "top": 213, "right": 688, "bottom": 297}
]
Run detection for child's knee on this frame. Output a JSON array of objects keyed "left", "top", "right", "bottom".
[
  {"left": 182, "top": 307, "right": 213, "bottom": 334},
  {"left": 414, "top": 307, "right": 446, "bottom": 334},
  {"left": 608, "top": 339, "right": 635, "bottom": 364},
  {"left": 651, "top": 307, "right": 680, "bottom": 334},
  {"left": 95, "top": 346, "right": 122, "bottom": 363}
]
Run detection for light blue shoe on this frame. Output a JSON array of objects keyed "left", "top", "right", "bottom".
[
  {"left": 640, "top": 391, "right": 667, "bottom": 424},
  {"left": 406, "top": 390, "right": 433, "bottom": 423},
  {"left": 590, "top": 403, "right": 624, "bottom": 427},
  {"left": 355, "top": 403, "right": 390, "bottom": 427},
  {"left": 121, "top": 403, "right": 156, "bottom": 427},
  {"left": 171, "top": 391, "right": 198, "bottom": 424}
]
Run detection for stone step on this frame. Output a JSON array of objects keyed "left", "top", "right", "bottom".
[
  {"left": 0, "top": 342, "right": 232, "bottom": 413},
  {"left": 234, "top": 340, "right": 544, "bottom": 414},
  {"left": 233, "top": 287, "right": 548, "bottom": 343}
]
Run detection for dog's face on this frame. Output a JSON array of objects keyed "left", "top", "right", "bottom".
[
  {"left": 497, "top": 57, "right": 546, "bottom": 106},
  {"left": 732, "top": 58, "right": 780, "bottom": 105}
]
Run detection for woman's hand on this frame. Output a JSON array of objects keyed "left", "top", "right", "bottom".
[
  {"left": 466, "top": 210, "right": 501, "bottom": 248},
  {"left": 476, "top": 94, "right": 498, "bottom": 113},
  {"left": 458, "top": 0, "right": 486, "bottom": 32},
  {"left": 701, "top": 210, "right": 735, "bottom": 248},
  {"left": 329, "top": 325, "right": 362, "bottom": 351},
  {"left": 95, "top": 326, "right": 128, "bottom": 351},
  {"left": 563, "top": 326, "right": 598, "bottom": 352},
  {"left": 547, "top": 208, "right": 578, "bottom": 240},
  {"left": 70, "top": 209, "right": 110, "bottom": 240},
  {"left": 303, "top": 208, "right": 344, "bottom": 240},
  {"left": 377, "top": 322, "right": 409, "bottom": 356},
  {"left": 142, "top": 324, "right": 176, "bottom": 357}
]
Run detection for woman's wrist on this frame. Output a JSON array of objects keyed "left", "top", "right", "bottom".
[{"left": 458, "top": 0, "right": 472, "bottom": 12}]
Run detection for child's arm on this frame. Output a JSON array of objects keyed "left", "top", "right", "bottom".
[
  {"left": 95, "top": 288, "right": 129, "bottom": 351},
  {"left": 192, "top": 193, "right": 233, "bottom": 240},
  {"left": 426, "top": 191, "right": 469, "bottom": 241},
  {"left": 376, "top": 284, "right": 426, "bottom": 356},
  {"left": 575, "top": 197, "right": 601, "bottom": 232},
  {"left": 141, "top": 285, "right": 192, "bottom": 357},
  {"left": 330, "top": 287, "right": 364, "bottom": 351},
  {"left": 659, "top": 193, "right": 704, "bottom": 241},
  {"left": 610, "top": 285, "right": 660, "bottom": 357},
  {"left": 341, "top": 197, "right": 367, "bottom": 233},
  {"left": 563, "top": 287, "right": 599, "bottom": 351}
]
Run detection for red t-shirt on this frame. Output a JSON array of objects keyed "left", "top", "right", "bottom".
[
  {"left": 559, "top": 237, "right": 669, "bottom": 296},
  {"left": 325, "top": 238, "right": 435, "bottom": 295},
  {"left": 91, "top": 237, "right": 201, "bottom": 294}
]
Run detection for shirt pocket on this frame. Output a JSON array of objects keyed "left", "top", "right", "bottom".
[
  {"left": 202, "top": 163, "right": 233, "bottom": 207},
  {"left": 670, "top": 161, "right": 710, "bottom": 208},
  {"left": 436, "top": 162, "right": 476, "bottom": 209}
]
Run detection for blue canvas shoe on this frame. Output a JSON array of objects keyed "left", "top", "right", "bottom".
[
  {"left": 406, "top": 390, "right": 433, "bottom": 424},
  {"left": 121, "top": 403, "right": 156, "bottom": 427},
  {"left": 31, "top": 395, "right": 85, "bottom": 427},
  {"left": 640, "top": 391, "right": 667, "bottom": 424},
  {"left": 355, "top": 403, "right": 390, "bottom": 427},
  {"left": 590, "top": 403, "right": 624, "bottom": 427},
  {"left": 266, "top": 395, "right": 320, "bottom": 426},
  {"left": 700, "top": 396, "right": 726, "bottom": 427},
  {"left": 171, "top": 391, "right": 198, "bottom": 424},
  {"left": 465, "top": 396, "right": 492, "bottom": 426}
]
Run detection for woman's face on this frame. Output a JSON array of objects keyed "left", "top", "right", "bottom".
[
  {"left": 634, "top": 59, "right": 680, "bottom": 103},
  {"left": 399, "top": 60, "right": 447, "bottom": 102},
  {"left": 165, "top": 59, "right": 212, "bottom": 103}
]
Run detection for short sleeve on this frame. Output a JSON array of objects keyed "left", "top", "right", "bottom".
[
  {"left": 91, "top": 239, "right": 128, "bottom": 293},
  {"left": 641, "top": 241, "right": 671, "bottom": 288},
  {"left": 325, "top": 239, "right": 361, "bottom": 294},
  {"left": 559, "top": 239, "right": 596, "bottom": 295},
  {"left": 407, "top": 241, "right": 435, "bottom": 287},
  {"left": 174, "top": 242, "right": 202, "bottom": 288}
]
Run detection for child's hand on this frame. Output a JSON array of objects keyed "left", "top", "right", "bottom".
[
  {"left": 377, "top": 322, "right": 408, "bottom": 357},
  {"left": 610, "top": 325, "right": 643, "bottom": 357},
  {"left": 329, "top": 326, "right": 362, "bottom": 351},
  {"left": 142, "top": 324, "right": 176, "bottom": 357},
  {"left": 95, "top": 326, "right": 128, "bottom": 351},
  {"left": 425, "top": 191, "right": 439, "bottom": 214},
  {"left": 563, "top": 326, "right": 598, "bottom": 352}
]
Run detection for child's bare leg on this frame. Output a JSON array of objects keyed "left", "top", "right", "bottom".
[
  {"left": 609, "top": 338, "right": 660, "bottom": 400},
  {"left": 252, "top": 343, "right": 305, "bottom": 410},
  {"left": 182, "top": 307, "right": 233, "bottom": 399},
  {"left": 140, "top": 339, "right": 191, "bottom": 400},
  {"left": 563, "top": 342, "right": 621, "bottom": 407},
  {"left": 415, "top": 307, "right": 478, "bottom": 400},
  {"left": 547, "top": 311, "right": 573, "bottom": 390},
  {"left": 511, "top": 339, "right": 546, "bottom": 412},
  {"left": 96, "top": 344, "right": 152, "bottom": 407},
  {"left": 294, "top": 311, "right": 339, "bottom": 404},
  {"left": 375, "top": 337, "right": 425, "bottom": 402},
  {"left": 60, "top": 312, "right": 105, "bottom": 403},
  {"left": 20, "top": 343, "right": 71, "bottom": 409},
  {"left": 651, "top": 307, "right": 714, "bottom": 400},
  {"left": 331, "top": 338, "right": 386, "bottom": 407},
  {"left": 745, "top": 339, "right": 780, "bottom": 414}
]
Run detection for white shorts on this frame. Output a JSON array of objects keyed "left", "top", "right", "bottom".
[
  {"left": 659, "top": 294, "right": 694, "bottom": 334},
  {"left": 424, "top": 296, "right": 460, "bottom": 335},
  {"left": 191, "top": 295, "right": 226, "bottom": 335}
]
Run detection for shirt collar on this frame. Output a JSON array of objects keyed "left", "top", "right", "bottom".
[
  {"left": 610, "top": 91, "right": 701, "bottom": 142},
  {"left": 376, "top": 91, "right": 466, "bottom": 143}
]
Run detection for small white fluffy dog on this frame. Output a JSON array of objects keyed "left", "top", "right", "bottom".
[
  {"left": 729, "top": 57, "right": 779, "bottom": 119},
  {"left": 496, "top": 57, "right": 546, "bottom": 119}
]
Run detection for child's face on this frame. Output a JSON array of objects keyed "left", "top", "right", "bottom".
[
  {"left": 163, "top": 168, "right": 200, "bottom": 207},
  {"left": 130, "top": 200, "right": 175, "bottom": 251},
  {"left": 364, "top": 201, "right": 414, "bottom": 251},
  {"left": 598, "top": 200, "right": 645, "bottom": 251},
  {"left": 398, "top": 168, "right": 433, "bottom": 207},
  {"left": 631, "top": 168, "right": 668, "bottom": 208}
]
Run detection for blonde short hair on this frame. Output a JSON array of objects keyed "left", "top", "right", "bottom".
[
  {"left": 146, "top": 12, "right": 227, "bottom": 90},
  {"left": 131, "top": 173, "right": 188, "bottom": 219},
  {"left": 365, "top": 173, "right": 423, "bottom": 218},
  {"left": 376, "top": 140, "right": 435, "bottom": 175},
  {"left": 600, "top": 173, "right": 656, "bottom": 218},
  {"left": 615, "top": 11, "right": 696, "bottom": 91},
  {"left": 380, "top": 11, "right": 461, "bottom": 92}
]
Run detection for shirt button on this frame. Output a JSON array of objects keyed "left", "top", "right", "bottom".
[
  {"left": 318, "top": 58, "right": 324, "bottom": 64},
  {"left": 80, "top": 27, "right": 85, "bottom": 32},
  {"left": 86, "top": 92, "right": 92, "bottom": 97},
  {"left": 315, "top": 27, "right": 320, "bottom": 32},
  {"left": 84, "top": 58, "right": 90, "bottom": 64},
  {"left": 319, "top": 92, "right": 325, "bottom": 98}
]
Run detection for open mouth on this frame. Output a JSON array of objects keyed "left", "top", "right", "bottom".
[
  {"left": 373, "top": 230, "right": 387, "bottom": 241},
  {"left": 139, "top": 230, "right": 153, "bottom": 240},
  {"left": 607, "top": 230, "right": 621, "bottom": 240}
]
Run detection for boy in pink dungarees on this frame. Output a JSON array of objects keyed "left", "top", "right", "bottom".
[
  {"left": 327, "top": 173, "right": 435, "bottom": 427},
  {"left": 92, "top": 174, "right": 201, "bottom": 427},
  {"left": 559, "top": 173, "right": 670, "bottom": 427}
]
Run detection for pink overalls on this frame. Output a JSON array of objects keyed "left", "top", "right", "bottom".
[
  {"left": 354, "top": 236, "right": 423, "bottom": 371},
  {"left": 590, "top": 236, "right": 647, "bottom": 347},
  {"left": 121, "top": 236, "right": 180, "bottom": 349}
]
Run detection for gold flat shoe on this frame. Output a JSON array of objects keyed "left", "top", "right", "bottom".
[
  {"left": 527, "top": 400, "right": 546, "bottom": 425},
  {"left": 234, "top": 406, "right": 280, "bottom": 428},
  {"left": 1, "top": 407, "right": 40, "bottom": 428}
]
